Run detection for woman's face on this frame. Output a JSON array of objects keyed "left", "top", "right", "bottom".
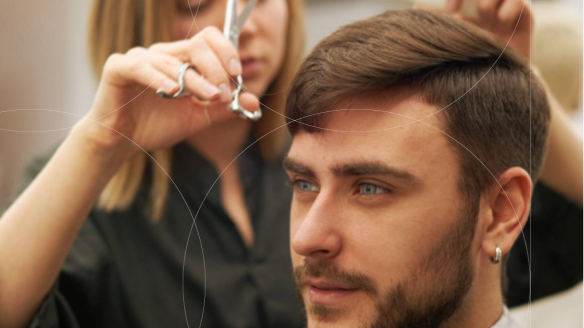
[{"left": 173, "top": 0, "right": 289, "bottom": 99}]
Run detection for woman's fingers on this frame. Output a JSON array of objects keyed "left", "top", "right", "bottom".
[
  {"left": 153, "top": 43, "right": 232, "bottom": 101},
  {"left": 196, "top": 92, "right": 259, "bottom": 125},
  {"left": 151, "top": 27, "right": 240, "bottom": 75},
  {"left": 149, "top": 26, "right": 240, "bottom": 81},
  {"left": 102, "top": 26, "right": 260, "bottom": 124},
  {"left": 238, "top": 92, "right": 261, "bottom": 116},
  {"left": 445, "top": 0, "right": 464, "bottom": 13},
  {"left": 453, "top": 12, "right": 479, "bottom": 24},
  {"left": 186, "top": 39, "right": 233, "bottom": 101},
  {"left": 497, "top": 0, "right": 527, "bottom": 31},
  {"left": 146, "top": 52, "right": 226, "bottom": 101},
  {"left": 444, "top": 0, "right": 531, "bottom": 58},
  {"left": 476, "top": 0, "right": 504, "bottom": 29},
  {"left": 199, "top": 27, "right": 242, "bottom": 76},
  {"left": 103, "top": 50, "right": 181, "bottom": 95}
]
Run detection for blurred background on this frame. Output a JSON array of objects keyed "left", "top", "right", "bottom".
[{"left": 0, "top": 0, "right": 582, "bottom": 326}]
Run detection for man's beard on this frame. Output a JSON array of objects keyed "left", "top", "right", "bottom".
[{"left": 293, "top": 201, "right": 478, "bottom": 328}]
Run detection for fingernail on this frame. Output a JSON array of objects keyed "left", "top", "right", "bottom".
[
  {"left": 229, "top": 58, "right": 242, "bottom": 76},
  {"left": 446, "top": 0, "right": 456, "bottom": 12},
  {"left": 203, "top": 83, "right": 221, "bottom": 98},
  {"left": 218, "top": 83, "right": 232, "bottom": 102},
  {"left": 160, "top": 78, "right": 177, "bottom": 93}
]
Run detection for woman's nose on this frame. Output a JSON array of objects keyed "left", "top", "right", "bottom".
[
  {"left": 291, "top": 196, "right": 343, "bottom": 261},
  {"left": 237, "top": 0, "right": 259, "bottom": 38}
]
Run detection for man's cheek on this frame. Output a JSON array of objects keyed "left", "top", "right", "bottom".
[
  {"left": 349, "top": 225, "right": 415, "bottom": 286},
  {"left": 289, "top": 211, "right": 305, "bottom": 263},
  {"left": 289, "top": 200, "right": 312, "bottom": 234},
  {"left": 289, "top": 212, "right": 302, "bottom": 240},
  {"left": 290, "top": 252, "right": 302, "bottom": 269}
]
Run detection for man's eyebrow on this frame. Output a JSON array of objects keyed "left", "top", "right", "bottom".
[
  {"left": 331, "top": 160, "right": 420, "bottom": 184},
  {"left": 282, "top": 157, "right": 316, "bottom": 179}
]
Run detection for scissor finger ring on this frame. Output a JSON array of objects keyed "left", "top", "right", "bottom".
[
  {"left": 156, "top": 63, "right": 197, "bottom": 99},
  {"left": 227, "top": 75, "right": 262, "bottom": 121}
]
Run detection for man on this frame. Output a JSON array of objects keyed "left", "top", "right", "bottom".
[{"left": 282, "top": 9, "right": 550, "bottom": 328}]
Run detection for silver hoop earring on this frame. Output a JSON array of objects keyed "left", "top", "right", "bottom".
[{"left": 490, "top": 247, "right": 502, "bottom": 264}]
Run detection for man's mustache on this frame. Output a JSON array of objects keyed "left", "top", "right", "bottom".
[{"left": 293, "top": 259, "right": 378, "bottom": 296}]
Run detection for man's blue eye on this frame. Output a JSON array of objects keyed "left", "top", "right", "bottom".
[
  {"left": 359, "top": 183, "right": 388, "bottom": 195},
  {"left": 296, "top": 180, "right": 318, "bottom": 192}
]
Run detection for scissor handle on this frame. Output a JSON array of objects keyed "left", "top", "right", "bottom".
[
  {"left": 156, "top": 63, "right": 196, "bottom": 99},
  {"left": 229, "top": 100, "right": 263, "bottom": 121},
  {"left": 227, "top": 76, "right": 262, "bottom": 121}
]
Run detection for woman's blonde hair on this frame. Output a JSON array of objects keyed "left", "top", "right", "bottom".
[{"left": 89, "top": 0, "right": 305, "bottom": 220}]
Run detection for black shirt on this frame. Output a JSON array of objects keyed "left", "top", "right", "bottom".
[
  {"left": 506, "top": 183, "right": 583, "bottom": 307},
  {"left": 19, "top": 139, "right": 304, "bottom": 328}
]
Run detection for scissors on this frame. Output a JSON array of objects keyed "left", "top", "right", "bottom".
[
  {"left": 157, "top": 0, "right": 262, "bottom": 122},
  {"left": 223, "top": 0, "right": 262, "bottom": 121}
]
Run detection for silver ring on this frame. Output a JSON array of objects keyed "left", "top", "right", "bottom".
[{"left": 156, "top": 63, "right": 196, "bottom": 99}]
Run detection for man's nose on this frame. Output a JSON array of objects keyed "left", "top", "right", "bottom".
[{"left": 291, "top": 194, "right": 342, "bottom": 260}]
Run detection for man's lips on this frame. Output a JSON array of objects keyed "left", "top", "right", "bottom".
[{"left": 304, "top": 279, "right": 360, "bottom": 305}]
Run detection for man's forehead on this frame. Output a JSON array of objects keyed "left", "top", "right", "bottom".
[
  {"left": 319, "top": 92, "right": 443, "bottom": 132},
  {"left": 287, "top": 95, "right": 456, "bottom": 179},
  {"left": 290, "top": 96, "right": 446, "bottom": 148}
]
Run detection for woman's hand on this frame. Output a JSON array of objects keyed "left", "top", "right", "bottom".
[
  {"left": 81, "top": 26, "right": 259, "bottom": 158},
  {"left": 0, "top": 27, "right": 264, "bottom": 328},
  {"left": 445, "top": 0, "right": 532, "bottom": 59},
  {"left": 445, "top": 0, "right": 583, "bottom": 204}
]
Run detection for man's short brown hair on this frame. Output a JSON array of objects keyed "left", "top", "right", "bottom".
[{"left": 285, "top": 9, "right": 550, "bottom": 201}]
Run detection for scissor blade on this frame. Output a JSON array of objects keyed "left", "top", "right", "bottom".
[
  {"left": 223, "top": 0, "right": 238, "bottom": 42},
  {"left": 236, "top": 0, "right": 258, "bottom": 32}
]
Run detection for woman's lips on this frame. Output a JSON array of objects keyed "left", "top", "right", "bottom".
[
  {"left": 307, "top": 284, "right": 360, "bottom": 305},
  {"left": 241, "top": 59, "right": 264, "bottom": 79}
]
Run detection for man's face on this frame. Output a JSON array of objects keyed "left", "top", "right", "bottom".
[{"left": 285, "top": 94, "right": 481, "bottom": 328}]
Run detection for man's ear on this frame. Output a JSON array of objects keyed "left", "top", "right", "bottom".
[{"left": 481, "top": 167, "right": 533, "bottom": 260}]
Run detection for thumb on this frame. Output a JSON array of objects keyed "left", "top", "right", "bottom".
[
  {"left": 202, "top": 92, "right": 260, "bottom": 124},
  {"left": 413, "top": 4, "right": 444, "bottom": 13},
  {"left": 238, "top": 92, "right": 261, "bottom": 116},
  {"left": 454, "top": 12, "right": 479, "bottom": 25},
  {"left": 445, "top": 0, "right": 463, "bottom": 12}
]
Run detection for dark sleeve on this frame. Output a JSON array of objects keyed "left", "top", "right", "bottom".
[
  {"left": 5, "top": 146, "right": 114, "bottom": 328},
  {"left": 27, "top": 281, "right": 79, "bottom": 328},
  {"left": 28, "top": 216, "right": 115, "bottom": 328},
  {"left": 506, "top": 182, "right": 583, "bottom": 307}
]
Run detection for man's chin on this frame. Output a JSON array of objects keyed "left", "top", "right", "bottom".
[
  {"left": 305, "top": 308, "right": 356, "bottom": 328},
  {"left": 306, "top": 308, "right": 373, "bottom": 328},
  {"left": 307, "top": 303, "right": 345, "bottom": 322},
  {"left": 303, "top": 293, "right": 374, "bottom": 328}
]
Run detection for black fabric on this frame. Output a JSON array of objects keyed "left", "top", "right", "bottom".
[
  {"left": 19, "top": 137, "right": 304, "bottom": 328},
  {"left": 506, "top": 183, "right": 583, "bottom": 307}
]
